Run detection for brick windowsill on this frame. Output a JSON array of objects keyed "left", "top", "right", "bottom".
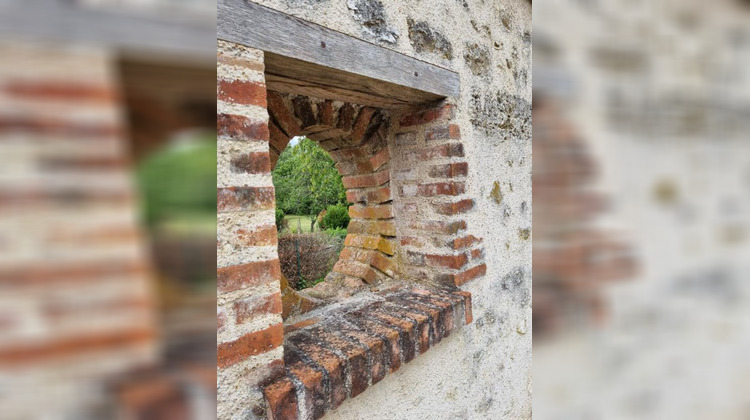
[{"left": 263, "top": 287, "right": 472, "bottom": 419}]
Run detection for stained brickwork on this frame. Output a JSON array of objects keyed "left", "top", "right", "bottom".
[{"left": 0, "top": 43, "right": 156, "bottom": 416}]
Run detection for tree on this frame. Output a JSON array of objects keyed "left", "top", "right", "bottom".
[{"left": 272, "top": 137, "right": 347, "bottom": 216}]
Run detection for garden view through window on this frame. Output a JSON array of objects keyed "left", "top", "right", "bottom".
[{"left": 272, "top": 136, "right": 350, "bottom": 291}]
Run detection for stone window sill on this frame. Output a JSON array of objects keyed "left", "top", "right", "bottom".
[{"left": 263, "top": 286, "right": 472, "bottom": 419}]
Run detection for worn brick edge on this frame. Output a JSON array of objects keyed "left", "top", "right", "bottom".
[{"left": 262, "top": 288, "right": 472, "bottom": 420}]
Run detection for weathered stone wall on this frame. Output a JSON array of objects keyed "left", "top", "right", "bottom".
[
  {"left": 218, "top": 0, "right": 532, "bottom": 418},
  {"left": 534, "top": 0, "right": 750, "bottom": 418}
]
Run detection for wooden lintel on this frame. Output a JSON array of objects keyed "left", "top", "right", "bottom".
[{"left": 217, "top": 0, "right": 460, "bottom": 106}]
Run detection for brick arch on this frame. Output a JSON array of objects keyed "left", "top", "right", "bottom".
[{"left": 266, "top": 91, "right": 398, "bottom": 303}]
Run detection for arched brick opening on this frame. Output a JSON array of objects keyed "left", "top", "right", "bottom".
[
  {"left": 217, "top": 38, "right": 484, "bottom": 418},
  {"left": 264, "top": 90, "right": 488, "bottom": 320},
  {"left": 266, "top": 92, "right": 395, "bottom": 304}
]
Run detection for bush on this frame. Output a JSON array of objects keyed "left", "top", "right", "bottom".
[
  {"left": 324, "top": 227, "right": 348, "bottom": 240},
  {"left": 322, "top": 204, "right": 350, "bottom": 230},
  {"left": 275, "top": 208, "right": 285, "bottom": 230},
  {"left": 277, "top": 232, "right": 345, "bottom": 290}
]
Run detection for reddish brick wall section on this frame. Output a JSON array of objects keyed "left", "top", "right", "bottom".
[
  {"left": 263, "top": 288, "right": 472, "bottom": 420},
  {"left": 392, "top": 103, "right": 487, "bottom": 287},
  {"left": 265, "top": 92, "right": 396, "bottom": 293},
  {"left": 532, "top": 98, "right": 637, "bottom": 337},
  {"left": 267, "top": 95, "right": 487, "bottom": 294},
  {"left": 217, "top": 40, "right": 285, "bottom": 418},
  {"left": 0, "top": 43, "right": 156, "bottom": 416},
  {"left": 217, "top": 39, "right": 481, "bottom": 419}
]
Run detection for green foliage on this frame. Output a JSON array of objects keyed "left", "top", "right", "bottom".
[
  {"left": 324, "top": 227, "right": 348, "bottom": 240},
  {"left": 136, "top": 135, "right": 217, "bottom": 226},
  {"left": 272, "top": 137, "right": 346, "bottom": 216},
  {"left": 275, "top": 208, "right": 285, "bottom": 230},
  {"left": 322, "top": 204, "right": 350, "bottom": 230},
  {"left": 297, "top": 276, "right": 325, "bottom": 290}
]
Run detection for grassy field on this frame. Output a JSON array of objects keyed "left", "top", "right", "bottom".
[{"left": 284, "top": 215, "right": 316, "bottom": 233}]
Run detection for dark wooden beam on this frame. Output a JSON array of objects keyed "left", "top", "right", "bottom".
[{"left": 218, "top": 0, "right": 459, "bottom": 107}]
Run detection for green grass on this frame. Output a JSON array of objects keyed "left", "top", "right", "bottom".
[{"left": 284, "top": 215, "right": 316, "bottom": 233}]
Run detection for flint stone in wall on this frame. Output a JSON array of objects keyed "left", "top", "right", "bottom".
[
  {"left": 464, "top": 43, "right": 491, "bottom": 76},
  {"left": 347, "top": 0, "right": 400, "bottom": 45},
  {"left": 469, "top": 89, "right": 531, "bottom": 141},
  {"left": 407, "top": 18, "right": 453, "bottom": 60}
]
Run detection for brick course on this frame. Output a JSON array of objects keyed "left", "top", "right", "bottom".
[{"left": 263, "top": 288, "right": 472, "bottom": 419}]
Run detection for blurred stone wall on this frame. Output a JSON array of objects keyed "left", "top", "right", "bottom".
[{"left": 533, "top": 0, "right": 750, "bottom": 418}]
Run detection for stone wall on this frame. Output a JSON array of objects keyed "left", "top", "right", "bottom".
[
  {"left": 217, "top": 0, "right": 532, "bottom": 418},
  {"left": 533, "top": 0, "right": 750, "bottom": 418}
]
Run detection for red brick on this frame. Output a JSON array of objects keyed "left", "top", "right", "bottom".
[
  {"left": 428, "top": 162, "right": 468, "bottom": 178},
  {"left": 332, "top": 260, "right": 378, "bottom": 284},
  {"left": 269, "top": 120, "right": 291, "bottom": 155},
  {"left": 217, "top": 186, "right": 274, "bottom": 213},
  {"left": 341, "top": 170, "right": 390, "bottom": 189},
  {"left": 400, "top": 236, "right": 426, "bottom": 248},
  {"left": 379, "top": 302, "right": 431, "bottom": 355},
  {"left": 217, "top": 259, "right": 280, "bottom": 294},
  {"left": 309, "top": 328, "right": 369, "bottom": 397},
  {"left": 264, "top": 378, "right": 299, "bottom": 420},
  {"left": 453, "top": 291, "right": 473, "bottom": 324},
  {"left": 369, "top": 146, "right": 390, "bottom": 171},
  {"left": 287, "top": 335, "right": 348, "bottom": 409},
  {"left": 425, "top": 253, "right": 469, "bottom": 269},
  {"left": 217, "top": 53, "right": 265, "bottom": 72},
  {"left": 218, "top": 79, "right": 267, "bottom": 107},
  {"left": 346, "top": 316, "right": 402, "bottom": 373},
  {"left": 291, "top": 96, "right": 318, "bottom": 130},
  {"left": 403, "top": 143, "right": 464, "bottom": 161},
  {"left": 319, "top": 100, "right": 336, "bottom": 126},
  {"left": 425, "top": 124, "right": 461, "bottom": 141},
  {"left": 0, "top": 116, "right": 122, "bottom": 138},
  {"left": 347, "top": 220, "right": 396, "bottom": 236},
  {"left": 331, "top": 322, "right": 389, "bottom": 385},
  {"left": 399, "top": 103, "right": 454, "bottom": 127},
  {"left": 287, "top": 361, "right": 326, "bottom": 419},
  {"left": 407, "top": 294, "right": 456, "bottom": 338},
  {"left": 234, "top": 292, "right": 282, "bottom": 324},
  {"left": 435, "top": 198, "right": 475, "bottom": 215},
  {"left": 415, "top": 182, "right": 465, "bottom": 197},
  {"left": 266, "top": 91, "right": 301, "bottom": 137},
  {"left": 344, "top": 234, "right": 397, "bottom": 255},
  {"left": 232, "top": 225, "right": 278, "bottom": 247},
  {"left": 217, "top": 113, "right": 269, "bottom": 141},
  {"left": 451, "top": 234, "right": 482, "bottom": 250},
  {"left": 408, "top": 220, "right": 467, "bottom": 235},
  {"left": 230, "top": 151, "right": 271, "bottom": 174},
  {"left": 470, "top": 248, "right": 484, "bottom": 261},
  {"left": 351, "top": 107, "right": 378, "bottom": 144},
  {"left": 336, "top": 103, "right": 357, "bottom": 131},
  {"left": 0, "top": 329, "right": 155, "bottom": 365},
  {"left": 5, "top": 82, "right": 117, "bottom": 102},
  {"left": 369, "top": 308, "right": 418, "bottom": 363},
  {"left": 438, "top": 264, "right": 487, "bottom": 286},
  {"left": 217, "top": 323, "right": 283, "bottom": 368},
  {"left": 386, "top": 295, "right": 446, "bottom": 343},
  {"left": 348, "top": 204, "right": 393, "bottom": 219}
]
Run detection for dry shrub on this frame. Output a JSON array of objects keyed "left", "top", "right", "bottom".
[{"left": 278, "top": 232, "right": 345, "bottom": 289}]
